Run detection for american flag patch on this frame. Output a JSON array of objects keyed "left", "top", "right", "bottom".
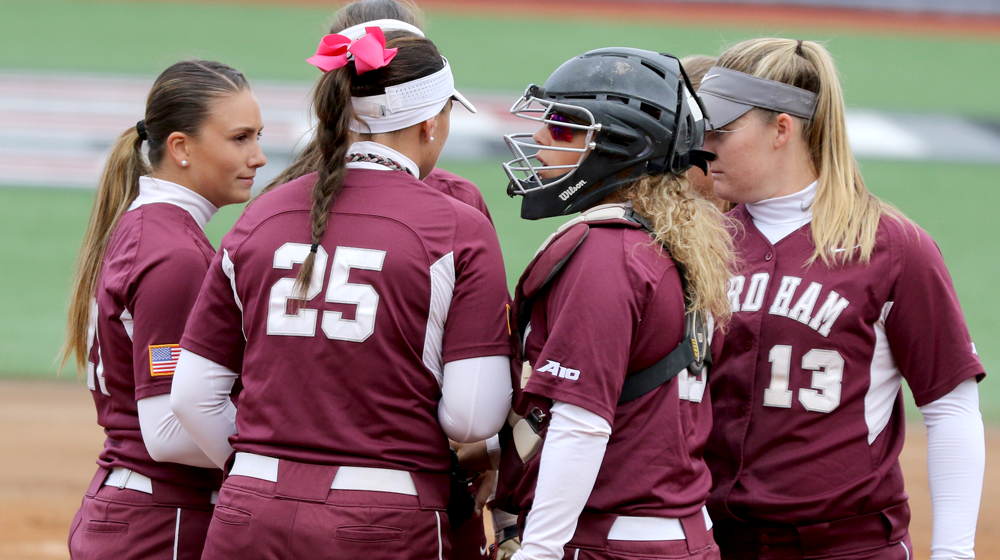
[{"left": 149, "top": 344, "right": 181, "bottom": 377}]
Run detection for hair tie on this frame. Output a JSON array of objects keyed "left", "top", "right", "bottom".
[
  {"left": 306, "top": 27, "right": 397, "bottom": 74},
  {"left": 795, "top": 40, "right": 805, "bottom": 57},
  {"left": 135, "top": 120, "right": 148, "bottom": 141},
  {"left": 310, "top": 243, "right": 319, "bottom": 254}
]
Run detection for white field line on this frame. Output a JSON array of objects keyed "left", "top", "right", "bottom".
[{"left": 0, "top": 70, "right": 996, "bottom": 189}]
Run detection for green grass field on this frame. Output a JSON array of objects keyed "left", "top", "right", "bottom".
[
  {"left": 1, "top": 0, "right": 998, "bottom": 419},
  {"left": 2, "top": 0, "right": 999, "bottom": 116},
  {"left": 3, "top": 157, "right": 998, "bottom": 419}
]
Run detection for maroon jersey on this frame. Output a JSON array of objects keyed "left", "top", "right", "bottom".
[
  {"left": 513, "top": 225, "right": 714, "bottom": 518},
  {"left": 181, "top": 170, "right": 510, "bottom": 473},
  {"left": 425, "top": 167, "right": 493, "bottom": 224},
  {"left": 707, "top": 206, "right": 984, "bottom": 525},
  {"left": 88, "top": 202, "right": 221, "bottom": 490}
]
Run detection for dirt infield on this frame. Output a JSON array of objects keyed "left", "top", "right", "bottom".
[{"left": 0, "top": 378, "right": 997, "bottom": 560}]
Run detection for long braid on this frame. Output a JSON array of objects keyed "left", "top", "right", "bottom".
[
  {"left": 258, "top": 0, "right": 424, "bottom": 196},
  {"left": 289, "top": 33, "right": 444, "bottom": 300},
  {"left": 292, "top": 68, "right": 355, "bottom": 300}
]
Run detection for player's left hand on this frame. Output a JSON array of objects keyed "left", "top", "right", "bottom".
[{"left": 474, "top": 469, "right": 497, "bottom": 517}]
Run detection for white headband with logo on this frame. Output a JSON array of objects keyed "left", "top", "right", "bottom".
[{"left": 351, "top": 57, "right": 477, "bottom": 134}]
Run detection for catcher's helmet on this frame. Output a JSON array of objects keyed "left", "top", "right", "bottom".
[{"left": 503, "top": 48, "right": 713, "bottom": 220}]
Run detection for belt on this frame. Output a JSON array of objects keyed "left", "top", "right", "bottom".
[
  {"left": 104, "top": 467, "right": 153, "bottom": 494},
  {"left": 607, "top": 507, "right": 713, "bottom": 541},
  {"left": 103, "top": 467, "right": 219, "bottom": 504},
  {"left": 230, "top": 452, "right": 419, "bottom": 496}
]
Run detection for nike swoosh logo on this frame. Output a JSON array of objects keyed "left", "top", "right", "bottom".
[
  {"left": 480, "top": 545, "right": 489, "bottom": 555},
  {"left": 701, "top": 74, "right": 720, "bottom": 83}
]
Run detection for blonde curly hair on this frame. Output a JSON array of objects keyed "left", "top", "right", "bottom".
[{"left": 615, "top": 172, "right": 736, "bottom": 325}]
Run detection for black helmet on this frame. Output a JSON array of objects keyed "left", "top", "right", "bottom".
[{"left": 503, "top": 48, "right": 713, "bottom": 220}]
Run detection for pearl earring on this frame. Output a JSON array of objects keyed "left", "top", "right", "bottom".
[
  {"left": 430, "top": 136, "right": 435, "bottom": 141},
  {"left": 181, "top": 160, "right": 188, "bottom": 167}
]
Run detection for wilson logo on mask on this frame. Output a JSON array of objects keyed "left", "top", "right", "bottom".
[{"left": 558, "top": 180, "right": 587, "bottom": 201}]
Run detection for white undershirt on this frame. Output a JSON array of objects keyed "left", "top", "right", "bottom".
[
  {"left": 746, "top": 180, "right": 984, "bottom": 558},
  {"left": 346, "top": 141, "right": 418, "bottom": 177},
  {"left": 169, "top": 352, "right": 240, "bottom": 468},
  {"left": 744, "top": 180, "right": 816, "bottom": 244},
  {"left": 513, "top": 402, "right": 612, "bottom": 560},
  {"left": 920, "top": 378, "right": 984, "bottom": 560},
  {"left": 129, "top": 176, "right": 218, "bottom": 229},
  {"left": 130, "top": 175, "right": 220, "bottom": 469},
  {"left": 438, "top": 357, "right": 513, "bottom": 442}
]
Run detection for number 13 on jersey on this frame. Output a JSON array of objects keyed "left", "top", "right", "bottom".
[
  {"left": 267, "top": 242, "right": 386, "bottom": 342},
  {"left": 764, "top": 344, "right": 844, "bottom": 413}
]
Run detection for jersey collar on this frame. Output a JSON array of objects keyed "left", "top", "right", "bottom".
[
  {"left": 745, "top": 180, "right": 817, "bottom": 244},
  {"left": 346, "top": 141, "right": 418, "bottom": 177},
  {"left": 130, "top": 176, "right": 219, "bottom": 231}
]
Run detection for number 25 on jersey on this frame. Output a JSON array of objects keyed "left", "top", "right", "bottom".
[{"left": 266, "top": 242, "right": 386, "bottom": 342}]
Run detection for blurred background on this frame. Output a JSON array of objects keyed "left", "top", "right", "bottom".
[{"left": 0, "top": 0, "right": 997, "bottom": 558}]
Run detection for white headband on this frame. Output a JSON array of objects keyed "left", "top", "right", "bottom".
[
  {"left": 350, "top": 57, "right": 476, "bottom": 134},
  {"left": 338, "top": 19, "right": 425, "bottom": 41}
]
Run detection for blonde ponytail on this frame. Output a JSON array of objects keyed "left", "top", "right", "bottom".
[
  {"left": 717, "top": 38, "right": 905, "bottom": 265},
  {"left": 618, "top": 174, "right": 736, "bottom": 325},
  {"left": 61, "top": 127, "right": 147, "bottom": 373}
]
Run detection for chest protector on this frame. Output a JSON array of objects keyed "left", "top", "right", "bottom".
[{"left": 491, "top": 203, "right": 711, "bottom": 514}]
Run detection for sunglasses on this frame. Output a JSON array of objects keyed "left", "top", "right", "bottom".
[{"left": 546, "top": 113, "right": 576, "bottom": 142}]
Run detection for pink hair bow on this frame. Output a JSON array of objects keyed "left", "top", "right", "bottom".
[{"left": 306, "top": 27, "right": 398, "bottom": 74}]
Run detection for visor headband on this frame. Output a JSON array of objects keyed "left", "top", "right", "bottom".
[
  {"left": 700, "top": 66, "right": 818, "bottom": 121},
  {"left": 338, "top": 19, "right": 425, "bottom": 41},
  {"left": 351, "top": 57, "right": 474, "bottom": 134}
]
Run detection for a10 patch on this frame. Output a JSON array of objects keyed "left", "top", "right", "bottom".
[{"left": 149, "top": 344, "right": 180, "bottom": 377}]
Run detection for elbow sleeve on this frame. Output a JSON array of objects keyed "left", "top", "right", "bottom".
[{"left": 439, "top": 355, "right": 512, "bottom": 442}]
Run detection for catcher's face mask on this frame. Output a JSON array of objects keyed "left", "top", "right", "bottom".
[{"left": 502, "top": 86, "right": 599, "bottom": 196}]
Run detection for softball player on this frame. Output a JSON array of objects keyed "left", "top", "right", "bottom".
[
  {"left": 61, "top": 60, "right": 265, "bottom": 559},
  {"left": 268, "top": 4, "right": 498, "bottom": 556},
  {"left": 497, "top": 48, "right": 733, "bottom": 560},
  {"left": 170, "top": 30, "right": 512, "bottom": 560},
  {"left": 698, "top": 38, "right": 985, "bottom": 560}
]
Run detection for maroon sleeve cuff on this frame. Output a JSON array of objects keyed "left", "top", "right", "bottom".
[
  {"left": 180, "top": 338, "right": 233, "bottom": 373},
  {"left": 911, "top": 364, "right": 985, "bottom": 408}
]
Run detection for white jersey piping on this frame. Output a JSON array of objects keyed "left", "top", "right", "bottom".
[
  {"left": 221, "top": 249, "right": 246, "bottom": 339},
  {"left": 424, "top": 252, "right": 455, "bottom": 388},
  {"left": 865, "top": 302, "right": 901, "bottom": 444}
]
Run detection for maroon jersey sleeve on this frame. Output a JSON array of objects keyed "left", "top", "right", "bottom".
[
  {"left": 885, "top": 224, "right": 984, "bottom": 406},
  {"left": 442, "top": 205, "right": 510, "bottom": 362},
  {"left": 130, "top": 244, "right": 211, "bottom": 400},
  {"left": 424, "top": 168, "right": 493, "bottom": 223},
  {"left": 180, "top": 244, "right": 245, "bottom": 373},
  {"left": 523, "top": 235, "right": 646, "bottom": 424}
]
